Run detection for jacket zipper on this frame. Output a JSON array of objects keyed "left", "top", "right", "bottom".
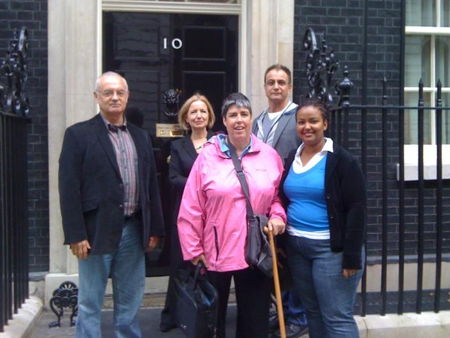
[{"left": 213, "top": 227, "right": 220, "bottom": 261}]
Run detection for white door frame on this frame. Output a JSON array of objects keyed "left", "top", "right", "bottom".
[{"left": 46, "top": 0, "right": 294, "bottom": 305}]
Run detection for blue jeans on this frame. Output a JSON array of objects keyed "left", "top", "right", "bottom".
[
  {"left": 76, "top": 220, "right": 145, "bottom": 338},
  {"left": 286, "top": 235, "right": 364, "bottom": 338},
  {"left": 282, "top": 291, "right": 307, "bottom": 326}
]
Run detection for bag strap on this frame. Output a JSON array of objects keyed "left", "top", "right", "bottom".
[
  {"left": 228, "top": 141, "right": 255, "bottom": 218},
  {"left": 193, "top": 261, "right": 206, "bottom": 289}
]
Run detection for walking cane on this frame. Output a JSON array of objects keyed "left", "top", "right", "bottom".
[{"left": 268, "top": 229, "right": 286, "bottom": 338}]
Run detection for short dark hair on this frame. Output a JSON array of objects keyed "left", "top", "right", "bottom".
[
  {"left": 264, "top": 64, "right": 292, "bottom": 85},
  {"left": 221, "top": 92, "right": 252, "bottom": 118},
  {"left": 296, "top": 98, "right": 330, "bottom": 121}
]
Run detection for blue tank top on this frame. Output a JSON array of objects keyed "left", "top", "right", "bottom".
[{"left": 283, "top": 155, "right": 329, "bottom": 232}]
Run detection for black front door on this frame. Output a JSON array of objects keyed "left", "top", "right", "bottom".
[{"left": 103, "top": 12, "right": 238, "bottom": 275}]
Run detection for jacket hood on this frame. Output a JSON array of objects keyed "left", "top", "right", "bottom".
[{"left": 207, "top": 133, "right": 264, "bottom": 159}]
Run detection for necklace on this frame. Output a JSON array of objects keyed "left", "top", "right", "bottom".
[
  {"left": 193, "top": 138, "right": 207, "bottom": 151},
  {"left": 191, "top": 131, "right": 208, "bottom": 152}
]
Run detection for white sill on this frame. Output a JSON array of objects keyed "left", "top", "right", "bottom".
[{"left": 396, "top": 144, "right": 450, "bottom": 181}]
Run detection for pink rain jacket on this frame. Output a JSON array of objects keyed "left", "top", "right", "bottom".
[{"left": 177, "top": 134, "right": 286, "bottom": 272}]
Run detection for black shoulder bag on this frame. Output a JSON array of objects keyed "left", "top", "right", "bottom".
[{"left": 229, "top": 145, "right": 273, "bottom": 278}]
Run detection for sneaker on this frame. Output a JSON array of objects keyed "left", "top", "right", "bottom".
[{"left": 272, "top": 323, "right": 309, "bottom": 338}]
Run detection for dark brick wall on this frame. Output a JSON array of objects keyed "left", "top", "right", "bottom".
[
  {"left": 293, "top": 0, "right": 402, "bottom": 103},
  {"left": 293, "top": 0, "right": 450, "bottom": 259},
  {"left": 1, "top": 0, "right": 448, "bottom": 273},
  {"left": 0, "top": 0, "right": 49, "bottom": 272}
]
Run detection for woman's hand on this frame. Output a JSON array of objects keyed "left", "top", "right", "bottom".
[
  {"left": 342, "top": 269, "right": 359, "bottom": 278},
  {"left": 191, "top": 254, "right": 208, "bottom": 268},
  {"left": 265, "top": 217, "right": 286, "bottom": 236},
  {"left": 147, "top": 236, "right": 160, "bottom": 251}
]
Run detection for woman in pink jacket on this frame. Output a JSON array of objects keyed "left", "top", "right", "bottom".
[{"left": 178, "top": 92, "right": 286, "bottom": 338}]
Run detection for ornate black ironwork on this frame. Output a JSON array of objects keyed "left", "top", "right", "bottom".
[
  {"left": 162, "top": 88, "right": 182, "bottom": 120},
  {"left": 48, "top": 281, "right": 78, "bottom": 328},
  {"left": 0, "top": 27, "right": 29, "bottom": 115},
  {"left": 303, "top": 28, "right": 339, "bottom": 104},
  {"left": 336, "top": 66, "right": 354, "bottom": 107}
]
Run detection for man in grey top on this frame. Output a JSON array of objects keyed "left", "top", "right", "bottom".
[
  {"left": 253, "top": 64, "right": 300, "bottom": 162},
  {"left": 253, "top": 64, "right": 307, "bottom": 338}
]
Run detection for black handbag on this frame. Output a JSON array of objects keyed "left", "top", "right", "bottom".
[
  {"left": 173, "top": 263, "right": 218, "bottom": 338},
  {"left": 229, "top": 145, "right": 273, "bottom": 278}
]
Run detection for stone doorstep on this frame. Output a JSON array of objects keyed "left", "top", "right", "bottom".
[
  {"left": 0, "top": 296, "right": 43, "bottom": 338},
  {"left": 103, "top": 290, "right": 237, "bottom": 309},
  {"left": 108, "top": 294, "right": 449, "bottom": 338},
  {"left": 103, "top": 292, "right": 167, "bottom": 309},
  {"left": 355, "top": 311, "right": 450, "bottom": 338},
  {"left": 2, "top": 295, "right": 450, "bottom": 338}
]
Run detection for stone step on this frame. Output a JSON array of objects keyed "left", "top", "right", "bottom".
[
  {"left": 103, "top": 292, "right": 167, "bottom": 309},
  {"left": 102, "top": 290, "right": 237, "bottom": 309}
]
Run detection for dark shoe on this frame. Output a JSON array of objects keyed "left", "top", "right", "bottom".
[
  {"left": 268, "top": 310, "right": 279, "bottom": 332},
  {"left": 159, "top": 309, "right": 177, "bottom": 332},
  {"left": 272, "top": 323, "right": 309, "bottom": 338},
  {"left": 159, "top": 321, "right": 177, "bottom": 333}
]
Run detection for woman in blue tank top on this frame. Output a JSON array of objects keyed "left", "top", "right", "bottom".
[{"left": 281, "top": 98, "right": 366, "bottom": 338}]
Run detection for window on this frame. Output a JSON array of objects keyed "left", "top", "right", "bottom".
[{"left": 404, "top": 0, "right": 450, "bottom": 144}]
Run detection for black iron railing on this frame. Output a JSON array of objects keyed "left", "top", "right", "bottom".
[
  {"left": 304, "top": 28, "right": 449, "bottom": 316},
  {"left": 333, "top": 75, "right": 449, "bottom": 316},
  {"left": 0, "top": 27, "right": 30, "bottom": 332}
]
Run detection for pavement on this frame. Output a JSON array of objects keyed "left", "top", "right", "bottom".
[
  {"left": 30, "top": 306, "right": 238, "bottom": 338},
  {"left": 15, "top": 296, "right": 450, "bottom": 338}
]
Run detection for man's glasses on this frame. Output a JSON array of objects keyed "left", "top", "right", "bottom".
[{"left": 98, "top": 90, "right": 128, "bottom": 98}]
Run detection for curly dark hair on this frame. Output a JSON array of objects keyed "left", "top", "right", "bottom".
[{"left": 296, "top": 98, "right": 330, "bottom": 121}]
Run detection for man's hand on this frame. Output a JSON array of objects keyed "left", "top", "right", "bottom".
[
  {"left": 147, "top": 236, "right": 160, "bottom": 251},
  {"left": 265, "top": 217, "right": 286, "bottom": 236},
  {"left": 70, "top": 240, "right": 91, "bottom": 259}
]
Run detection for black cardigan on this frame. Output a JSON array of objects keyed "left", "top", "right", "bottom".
[{"left": 281, "top": 142, "right": 366, "bottom": 269}]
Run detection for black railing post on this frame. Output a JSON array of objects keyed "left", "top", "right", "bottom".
[
  {"left": 336, "top": 66, "right": 353, "bottom": 146},
  {"left": 6, "top": 115, "right": 12, "bottom": 322},
  {"left": 13, "top": 118, "right": 20, "bottom": 314},
  {"left": 0, "top": 26, "right": 30, "bottom": 332},
  {"left": 381, "top": 78, "right": 388, "bottom": 316},
  {"left": 397, "top": 99, "right": 405, "bottom": 316},
  {"left": 14, "top": 118, "right": 29, "bottom": 309},
  {"left": 360, "top": 104, "right": 368, "bottom": 315},
  {"left": 416, "top": 79, "right": 425, "bottom": 314},
  {"left": 337, "top": 66, "right": 353, "bottom": 108},
  {"left": 0, "top": 113, "right": 4, "bottom": 332},
  {"left": 434, "top": 80, "right": 443, "bottom": 312},
  {"left": 334, "top": 108, "right": 341, "bottom": 144},
  {"left": 398, "top": 0, "right": 406, "bottom": 316}
]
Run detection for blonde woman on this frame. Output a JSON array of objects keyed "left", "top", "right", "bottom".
[{"left": 160, "top": 93, "right": 215, "bottom": 332}]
